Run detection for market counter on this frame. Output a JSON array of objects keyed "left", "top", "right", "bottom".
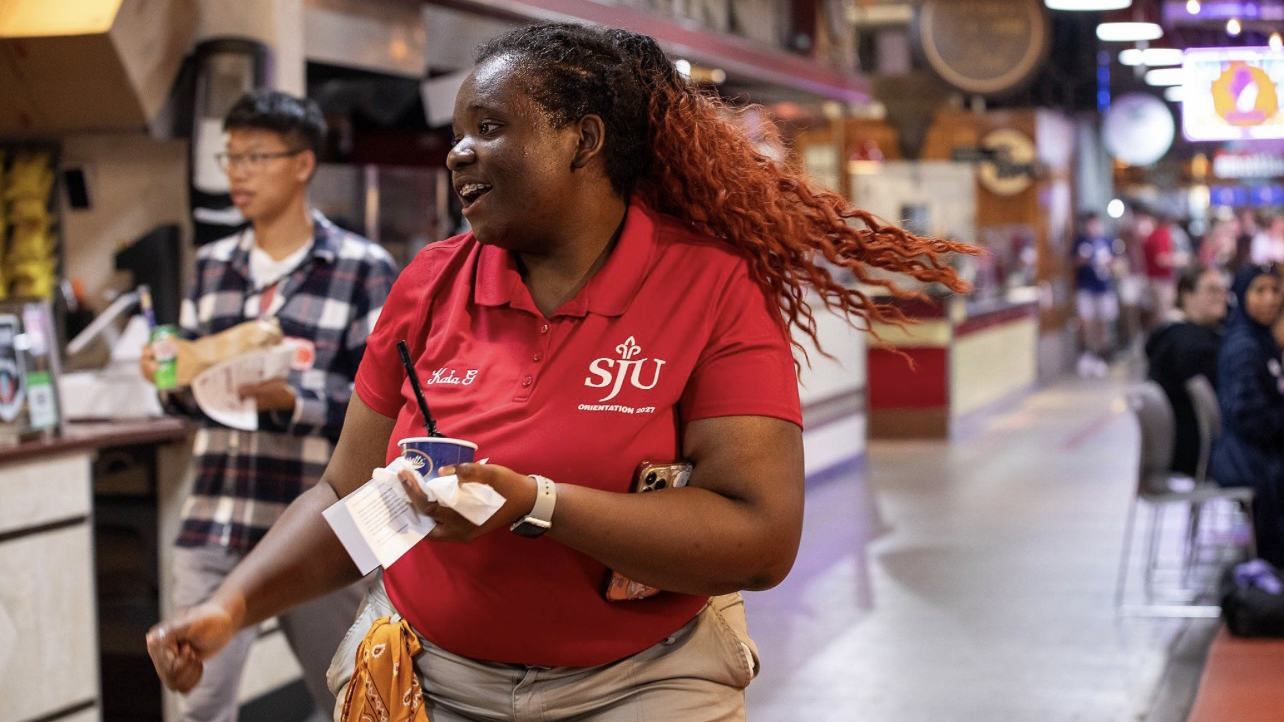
[
  {"left": 866, "top": 296, "right": 1038, "bottom": 439},
  {"left": 0, "top": 418, "right": 192, "bottom": 465},
  {"left": 0, "top": 418, "right": 193, "bottom": 722}
]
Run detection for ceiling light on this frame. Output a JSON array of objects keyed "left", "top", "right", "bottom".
[
  {"left": 1097, "top": 22, "right": 1164, "bottom": 42},
  {"left": 1141, "top": 47, "right": 1183, "bottom": 66},
  {"left": 1186, "top": 0, "right": 1200, "bottom": 13},
  {"left": 1120, "top": 47, "right": 1184, "bottom": 66},
  {"left": 1044, "top": 0, "right": 1131, "bottom": 10},
  {"left": 1271, "top": 32, "right": 1283, "bottom": 50},
  {"left": 1145, "top": 67, "right": 1184, "bottom": 86},
  {"left": 1226, "top": 18, "right": 1241, "bottom": 35},
  {"left": 1164, "top": 85, "right": 1184, "bottom": 102}
]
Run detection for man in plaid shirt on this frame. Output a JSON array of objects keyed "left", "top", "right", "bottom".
[{"left": 141, "top": 91, "right": 397, "bottom": 722}]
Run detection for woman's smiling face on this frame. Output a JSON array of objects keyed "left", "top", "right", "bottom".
[{"left": 447, "top": 55, "right": 584, "bottom": 250}]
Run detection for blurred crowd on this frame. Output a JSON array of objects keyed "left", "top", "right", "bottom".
[
  {"left": 1073, "top": 205, "right": 1284, "bottom": 377},
  {"left": 1072, "top": 205, "right": 1284, "bottom": 569}
]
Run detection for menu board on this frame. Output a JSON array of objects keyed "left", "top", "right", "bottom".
[{"left": 1182, "top": 47, "right": 1284, "bottom": 142}]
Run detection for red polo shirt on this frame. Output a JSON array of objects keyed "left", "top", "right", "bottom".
[
  {"left": 1144, "top": 226, "right": 1174, "bottom": 280},
  {"left": 354, "top": 200, "right": 801, "bottom": 667}
]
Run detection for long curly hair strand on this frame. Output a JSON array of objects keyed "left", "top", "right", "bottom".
[{"left": 477, "top": 23, "right": 977, "bottom": 356}]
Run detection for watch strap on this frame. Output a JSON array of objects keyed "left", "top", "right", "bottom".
[{"left": 510, "top": 475, "right": 556, "bottom": 536}]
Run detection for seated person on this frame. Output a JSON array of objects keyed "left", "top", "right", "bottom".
[
  {"left": 1145, "top": 265, "right": 1227, "bottom": 476},
  {"left": 1212, "top": 264, "right": 1284, "bottom": 566}
]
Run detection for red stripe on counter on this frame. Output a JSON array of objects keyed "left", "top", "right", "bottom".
[
  {"left": 955, "top": 302, "right": 1038, "bottom": 337},
  {"left": 867, "top": 347, "right": 949, "bottom": 409},
  {"left": 872, "top": 296, "right": 949, "bottom": 319}
]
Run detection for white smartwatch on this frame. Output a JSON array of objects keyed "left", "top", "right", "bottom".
[{"left": 510, "top": 475, "right": 556, "bottom": 538}]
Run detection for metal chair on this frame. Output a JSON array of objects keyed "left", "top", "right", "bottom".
[
  {"left": 1114, "top": 380, "right": 1254, "bottom": 616},
  {"left": 1185, "top": 374, "right": 1256, "bottom": 568},
  {"left": 1186, "top": 374, "right": 1223, "bottom": 486}
]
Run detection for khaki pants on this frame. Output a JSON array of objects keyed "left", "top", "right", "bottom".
[{"left": 327, "top": 578, "right": 760, "bottom": 722}]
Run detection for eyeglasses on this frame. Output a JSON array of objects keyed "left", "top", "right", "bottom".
[{"left": 214, "top": 149, "right": 305, "bottom": 173}]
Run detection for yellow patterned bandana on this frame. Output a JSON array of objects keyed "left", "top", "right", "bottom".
[{"left": 339, "top": 615, "right": 430, "bottom": 722}]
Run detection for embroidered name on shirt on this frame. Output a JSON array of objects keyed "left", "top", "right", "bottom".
[
  {"left": 425, "top": 368, "right": 479, "bottom": 385},
  {"left": 584, "top": 336, "right": 665, "bottom": 403}
]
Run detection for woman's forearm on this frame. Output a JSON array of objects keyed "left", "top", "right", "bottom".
[
  {"left": 211, "top": 482, "right": 363, "bottom": 629},
  {"left": 547, "top": 482, "right": 801, "bottom": 596},
  {"left": 540, "top": 416, "right": 805, "bottom": 597},
  {"left": 206, "top": 395, "right": 397, "bottom": 628}
]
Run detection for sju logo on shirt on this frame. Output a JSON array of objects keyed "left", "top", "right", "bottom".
[{"left": 584, "top": 336, "right": 666, "bottom": 402}]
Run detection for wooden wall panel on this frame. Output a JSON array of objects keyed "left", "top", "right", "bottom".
[
  {"left": 793, "top": 117, "right": 901, "bottom": 199},
  {"left": 921, "top": 108, "right": 1075, "bottom": 334}
]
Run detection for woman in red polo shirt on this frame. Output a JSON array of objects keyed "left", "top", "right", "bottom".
[{"left": 148, "top": 23, "right": 972, "bottom": 720}]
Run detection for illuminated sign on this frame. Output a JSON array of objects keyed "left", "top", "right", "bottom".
[
  {"left": 1211, "top": 184, "right": 1284, "bottom": 207},
  {"left": 1163, "top": 0, "right": 1284, "bottom": 21},
  {"left": 1213, "top": 150, "right": 1284, "bottom": 178},
  {"left": 1183, "top": 47, "right": 1284, "bottom": 141}
]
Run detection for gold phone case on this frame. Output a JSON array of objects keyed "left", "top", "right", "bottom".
[{"left": 604, "top": 461, "right": 693, "bottom": 602}]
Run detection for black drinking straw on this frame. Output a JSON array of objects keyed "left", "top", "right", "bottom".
[{"left": 397, "top": 340, "right": 441, "bottom": 437}]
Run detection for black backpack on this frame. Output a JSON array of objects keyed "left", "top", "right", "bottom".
[{"left": 1221, "top": 560, "right": 1284, "bottom": 637}]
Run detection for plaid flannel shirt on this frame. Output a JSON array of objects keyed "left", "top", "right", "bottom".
[{"left": 176, "top": 211, "right": 398, "bottom": 553}]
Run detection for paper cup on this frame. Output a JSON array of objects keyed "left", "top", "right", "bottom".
[{"left": 398, "top": 437, "right": 477, "bottom": 477}]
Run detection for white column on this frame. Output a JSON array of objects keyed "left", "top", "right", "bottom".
[{"left": 196, "top": 0, "right": 305, "bottom": 95}]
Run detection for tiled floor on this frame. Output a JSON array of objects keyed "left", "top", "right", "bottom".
[{"left": 744, "top": 377, "right": 1206, "bottom": 722}]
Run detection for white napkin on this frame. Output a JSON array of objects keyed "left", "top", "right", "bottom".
[
  {"left": 377, "top": 456, "right": 507, "bottom": 526},
  {"left": 323, "top": 456, "right": 509, "bottom": 574}
]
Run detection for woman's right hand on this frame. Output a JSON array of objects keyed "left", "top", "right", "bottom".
[
  {"left": 139, "top": 343, "right": 158, "bottom": 384},
  {"left": 145, "top": 600, "right": 243, "bottom": 693}
]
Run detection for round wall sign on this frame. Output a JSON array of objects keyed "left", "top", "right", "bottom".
[
  {"left": 1211, "top": 62, "right": 1280, "bottom": 128},
  {"left": 1102, "top": 93, "right": 1175, "bottom": 166},
  {"left": 913, "top": 0, "right": 1051, "bottom": 96},
  {"left": 977, "top": 128, "right": 1037, "bottom": 196}
]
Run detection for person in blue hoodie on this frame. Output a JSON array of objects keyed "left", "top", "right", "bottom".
[{"left": 1212, "top": 263, "right": 1284, "bottom": 566}]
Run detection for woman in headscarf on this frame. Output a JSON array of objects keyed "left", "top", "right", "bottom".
[{"left": 1212, "top": 263, "right": 1284, "bottom": 566}]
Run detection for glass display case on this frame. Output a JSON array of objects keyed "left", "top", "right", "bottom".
[
  {"left": 0, "top": 298, "right": 62, "bottom": 446},
  {"left": 968, "top": 223, "right": 1038, "bottom": 307}
]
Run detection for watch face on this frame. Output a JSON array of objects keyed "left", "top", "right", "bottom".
[{"left": 510, "top": 517, "right": 551, "bottom": 538}]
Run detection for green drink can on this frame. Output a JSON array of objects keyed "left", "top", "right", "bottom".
[{"left": 151, "top": 324, "right": 179, "bottom": 390}]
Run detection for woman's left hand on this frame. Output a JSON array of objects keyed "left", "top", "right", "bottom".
[{"left": 397, "top": 462, "right": 538, "bottom": 542}]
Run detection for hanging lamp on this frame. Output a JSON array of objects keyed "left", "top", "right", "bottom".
[
  {"left": 1045, "top": 0, "right": 1130, "bottom": 10},
  {"left": 1097, "top": 0, "right": 1162, "bottom": 42}
]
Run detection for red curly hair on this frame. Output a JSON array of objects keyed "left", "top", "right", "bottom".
[{"left": 478, "top": 23, "right": 976, "bottom": 357}]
